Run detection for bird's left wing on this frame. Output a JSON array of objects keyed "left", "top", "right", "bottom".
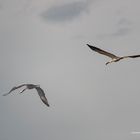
[
  {"left": 3, "top": 84, "right": 26, "bottom": 96},
  {"left": 87, "top": 44, "right": 117, "bottom": 59},
  {"left": 35, "top": 87, "right": 49, "bottom": 107}
]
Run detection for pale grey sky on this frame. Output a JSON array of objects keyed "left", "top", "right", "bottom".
[{"left": 1, "top": 0, "right": 140, "bottom": 140}]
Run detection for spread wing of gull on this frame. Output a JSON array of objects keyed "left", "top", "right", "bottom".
[
  {"left": 3, "top": 84, "right": 27, "bottom": 96},
  {"left": 122, "top": 55, "right": 140, "bottom": 59},
  {"left": 87, "top": 44, "right": 118, "bottom": 59},
  {"left": 35, "top": 87, "right": 50, "bottom": 107}
]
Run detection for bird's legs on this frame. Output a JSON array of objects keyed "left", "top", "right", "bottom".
[
  {"left": 106, "top": 57, "right": 122, "bottom": 65},
  {"left": 19, "top": 88, "right": 27, "bottom": 94},
  {"left": 106, "top": 59, "right": 115, "bottom": 65}
]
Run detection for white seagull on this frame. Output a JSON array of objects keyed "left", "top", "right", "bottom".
[
  {"left": 3, "top": 84, "right": 49, "bottom": 107},
  {"left": 87, "top": 44, "right": 140, "bottom": 65}
]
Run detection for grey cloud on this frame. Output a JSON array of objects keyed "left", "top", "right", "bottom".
[
  {"left": 110, "top": 27, "right": 131, "bottom": 37},
  {"left": 41, "top": 1, "right": 91, "bottom": 22},
  {"left": 97, "top": 27, "right": 132, "bottom": 39},
  {"left": 98, "top": 18, "right": 132, "bottom": 39},
  {"left": 117, "top": 18, "right": 132, "bottom": 26},
  {"left": 111, "top": 18, "right": 132, "bottom": 37}
]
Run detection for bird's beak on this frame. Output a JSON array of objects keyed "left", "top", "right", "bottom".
[{"left": 36, "top": 85, "right": 40, "bottom": 87}]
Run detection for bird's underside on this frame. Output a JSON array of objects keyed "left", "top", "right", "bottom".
[{"left": 87, "top": 44, "right": 140, "bottom": 65}]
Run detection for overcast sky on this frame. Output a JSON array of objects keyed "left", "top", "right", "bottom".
[{"left": 1, "top": 0, "right": 140, "bottom": 140}]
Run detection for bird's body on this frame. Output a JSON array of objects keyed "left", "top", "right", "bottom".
[
  {"left": 87, "top": 44, "right": 140, "bottom": 65},
  {"left": 3, "top": 84, "right": 49, "bottom": 107}
]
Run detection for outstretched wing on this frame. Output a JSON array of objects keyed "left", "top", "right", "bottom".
[
  {"left": 3, "top": 84, "right": 26, "bottom": 96},
  {"left": 35, "top": 87, "right": 49, "bottom": 107},
  {"left": 87, "top": 44, "right": 118, "bottom": 59},
  {"left": 123, "top": 55, "right": 140, "bottom": 58}
]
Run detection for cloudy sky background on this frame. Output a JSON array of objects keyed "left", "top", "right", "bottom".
[{"left": 1, "top": 0, "right": 140, "bottom": 139}]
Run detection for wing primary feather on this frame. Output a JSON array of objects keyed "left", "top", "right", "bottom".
[
  {"left": 87, "top": 44, "right": 117, "bottom": 59},
  {"left": 35, "top": 87, "right": 49, "bottom": 107},
  {"left": 122, "top": 55, "right": 140, "bottom": 59},
  {"left": 128, "top": 55, "right": 140, "bottom": 58},
  {"left": 3, "top": 84, "right": 26, "bottom": 96}
]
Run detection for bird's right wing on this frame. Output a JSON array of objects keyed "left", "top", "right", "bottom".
[
  {"left": 3, "top": 84, "right": 26, "bottom": 96},
  {"left": 87, "top": 44, "right": 117, "bottom": 59},
  {"left": 35, "top": 87, "right": 49, "bottom": 107},
  {"left": 123, "top": 55, "right": 140, "bottom": 58}
]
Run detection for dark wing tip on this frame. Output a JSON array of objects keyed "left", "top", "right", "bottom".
[
  {"left": 87, "top": 44, "right": 93, "bottom": 48},
  {"left": 41, "top": 97, "right": 50, "bottom": 107},
  {"left": 129, "top": 55, "right": 140, "bottom": 58},
  {"left": 2, "top": 93, "right": 9, "bottom": 96},
  {"left": 87, "top": 44, "right": 100, "bottom": 51},
  {"left": 36, "top": 87, "right": 50, "bottom": 107}
]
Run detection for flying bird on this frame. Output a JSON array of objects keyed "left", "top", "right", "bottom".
[
  {"left": 87, "top": 44, "right": 140, "bottom": 65},
  {"left": 3, "top": 84, "right": 49, "bottom": 107}
]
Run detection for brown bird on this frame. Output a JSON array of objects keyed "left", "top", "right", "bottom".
[
  {"left": 87, "top": 44, "right": 140, "bottom": 65},
  {"left": 3, "top": 84, "right": 49, "bottom": 107}
]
